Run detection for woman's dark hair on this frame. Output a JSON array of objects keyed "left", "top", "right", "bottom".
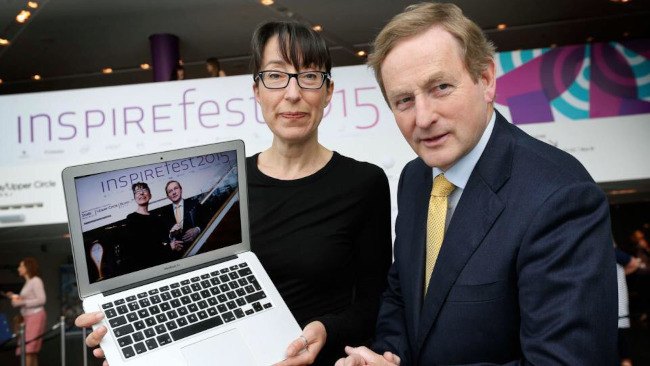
[
  {"left": 131, "top": 182, "right": 150, "bottom": 194},
  {"left": 251, "top": 20, "right": 332, "bottom": 80},
  {"left": 21, "top": 257, "right": 40, "bottom": 277}
]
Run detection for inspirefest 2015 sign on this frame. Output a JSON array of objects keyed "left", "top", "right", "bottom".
[{"left": 0, "top": 39, "right": 649, "bottom": 227}]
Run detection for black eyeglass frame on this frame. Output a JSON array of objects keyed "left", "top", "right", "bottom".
[{"left": 254, "top": 70, "right": 331, "bottom": 90}]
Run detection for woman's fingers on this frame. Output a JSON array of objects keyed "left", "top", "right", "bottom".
[
  {"left": 85, "top": 325, "right": 108, "bottom": 347},
  {"left": 92, "top": 347, "right": 105, "bottom": 358},
  {"left": 75, "top": 311, "right": 104, "bottom": 328}
]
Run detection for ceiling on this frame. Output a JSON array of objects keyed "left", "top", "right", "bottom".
[{"left": 0, "top": 0, "right": 649, "bottom": 95}]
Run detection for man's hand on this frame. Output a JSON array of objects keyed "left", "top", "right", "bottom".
[
  {"left": 182, "top": 227, "right": 201, "bottom": 243},
  {"left": 625, "top": 257, "right": 641, "bottom": 275},
  {"left": 334, "top": 346, "right": 400, "bottom": 366}
]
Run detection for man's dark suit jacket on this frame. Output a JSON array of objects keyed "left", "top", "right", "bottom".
[
  {"left": 160, "top": 197, "right": 203, "bottom": 242},
  {"left": 374, "top": 111, "right": 617, "bottom": 365}
]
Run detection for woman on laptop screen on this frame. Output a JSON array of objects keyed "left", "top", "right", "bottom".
[
  {"left": 121, "top": 182, "right": 184, "bottom": 274},
  {"left": 76, "top": 20, "right": 392, "bottom": 366}
]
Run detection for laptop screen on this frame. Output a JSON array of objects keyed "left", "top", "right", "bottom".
[{"left": 72, "top": 150, "right": 242, "bottom": 283}]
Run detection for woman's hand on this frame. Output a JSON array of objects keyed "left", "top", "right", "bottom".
[
  {"left": 10, "top": 294, "right": 22, "bottom": 307},
  {"left": 170, "top": 239, "right": 184, "bottom": 251},
  {"left": 274, "top": 321, "right": 327, "bottom": 366},
  {"left": 75, "top": 311, "right": 110, "bottom": 366}
]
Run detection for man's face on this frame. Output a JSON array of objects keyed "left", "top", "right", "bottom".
[
  {"left": 166, "top": 182, "right": 182, "bottom": 204},
  {"left": 380, "top": 26, "right": 496, "bottom": 170}
]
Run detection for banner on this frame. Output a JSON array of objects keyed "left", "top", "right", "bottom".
[{"left": 1, "top": 39, "right": 649, "bottom": 227}]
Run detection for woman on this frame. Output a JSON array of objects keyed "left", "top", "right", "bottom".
[
  {"left": 76, "top": 20, "right": 392, "bottom": 366},
  {"left": 8, "top": 257, "right": 47, "bottom": 366},
  {"left": 121, "top": 182, "right": 182, "bottom": 274}
]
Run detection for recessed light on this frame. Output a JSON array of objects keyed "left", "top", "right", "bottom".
[
  {"left": 32, "top": 74, "right": 41, "bottom": 80},
  {"left": 586, "top": 36, "right": 594, "bottom": 42},
  {"left": 140, "top": 63, "right": 150, "bottom": 70},
  {"left": 357, "top": 50, "right": 367, "bottom": 57},
  {"left": 260, "top": 0, "right": 274, "bottom": 5},
  {"left": 0, "top": 79, "right": 3, "bottom": 84},
  {"left": 102, "top": 68, "right": 113, "bottom": 74},
  {"left": 0, "top": 38, "right": 9, "bottom": 46},
  {"left": 623, "top": 31, "right": 630, "bottom": 37},
  {"left": 497, "top": 23, "right": 507, "bottom": 30},
  {"left": 16, "top": 10, "right": 31, "bottom": 23},
  {"left": 610, "top": 0, "right": 631, "bottom": 3},
  {"left": 27, "top": 1, "right": 38, "bottom": 8},
  {"left": 312, "top": 25, "right": 323, "bottom": 32}
]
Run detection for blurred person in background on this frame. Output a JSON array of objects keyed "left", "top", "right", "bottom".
[
  {"left": 205, "top": 57, "right": 226, "bottom": 77},
  {"left": 7, "top": 257, "right": 47, "bottom": 366}
]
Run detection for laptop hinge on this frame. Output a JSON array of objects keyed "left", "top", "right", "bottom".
[{"left": 103, "top": 254, "right": 239, "bottom": 297}]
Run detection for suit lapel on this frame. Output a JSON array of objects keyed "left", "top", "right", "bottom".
[
  {"left": 404, "top": 160, "right": 433, "bottom": 336},
  {"left": 415, "top": 112, "right": 513, "bottom": 351}
]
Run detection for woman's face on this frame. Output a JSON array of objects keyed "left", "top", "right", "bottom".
[
  {"left": 18, "top": 261, "right": 26, "bottom": 276},
  {"left": 253, "top": 35, "right": 333, "bottom": 144},
  {"left": 133, "top": 187, "right": 151, "bottom": 207}
]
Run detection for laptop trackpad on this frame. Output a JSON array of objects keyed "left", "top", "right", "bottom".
[{"left": 181, "top": 329, "right": 257, "bottom": 365}]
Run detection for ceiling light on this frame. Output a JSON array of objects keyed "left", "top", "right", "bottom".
[
  {"left": 0, "top": 79, "right": 3, "bottom": 84},
  {"left": 102, "top": 68, "right": 113, "bottom": 74},
  {"left": 312, "top": 25, "right": 323, "bottom": 32},
  {"left": 550, "top": 43, "right": 557, "bottom": 48},
  {"left": 0, "top": 38, "right": 9, "bottom": 46},
  {"left": 609, "top": 0, "right": 631, "bottom": 3},
  {"left": 497, "top": 23, "right": 507, "bottom": 30},
  {"left": 140, "top": 63, "right": 150, "bottom": 70},
  {"left": 27, "top": 1, "right": 38, "bottom": 8},
  {"left": 623, "top": 31, "right": 630, "bottom": 37},
  {"left": 260, "top": 0, "right": 274, "bottom": 5},
  {"left": 586, "top": 36, "right": 594, "bottom": 42},
  {"left": 16, "top": 10, "right": 31, "bottom": 23},
  {"left": 356, "top": 50, "right": 367, "bottom": 57},
  {"left": 32, "top": 74, "right": 41, "bottom": 80}
]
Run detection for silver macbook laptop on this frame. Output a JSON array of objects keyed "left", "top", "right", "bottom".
[{"left": 62, "top": 140, "right": 301, "bottom": 365}]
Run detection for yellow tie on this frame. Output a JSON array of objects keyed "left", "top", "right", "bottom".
[
  {"left": 424, "top": 174, "right": 455, "bottom": 295},
  {"left": 174, "top": 205, "right": 183, "bottom": 225}
]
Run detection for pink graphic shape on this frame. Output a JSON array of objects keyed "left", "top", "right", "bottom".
[{"left": 496, "top": 46, "right": 585, "bottom": 124}]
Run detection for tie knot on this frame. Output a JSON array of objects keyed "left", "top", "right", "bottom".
[{"left": 432, "top": 174, "right": 455, "bottom": 197}]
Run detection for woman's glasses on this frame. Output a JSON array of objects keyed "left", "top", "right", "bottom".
[{"left": 255, "top": 70, "right": 330, "bottom": 89}]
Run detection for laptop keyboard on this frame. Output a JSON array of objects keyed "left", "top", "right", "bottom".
[{"left": 100, "top": 262, "right": 273, "bottom": 359}]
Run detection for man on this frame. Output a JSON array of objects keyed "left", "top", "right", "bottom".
[
  {"left": 162, "top": 180, "right": 203, "bottom": 253},
  {"left": 337, "top": 2, "right": 616, "bottom": 365}
]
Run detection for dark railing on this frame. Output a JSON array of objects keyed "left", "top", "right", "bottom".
[{"left": 0, "top": 316, "right": 92, "bottom": 366}]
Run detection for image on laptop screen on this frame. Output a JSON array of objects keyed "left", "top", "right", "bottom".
[{"left": 73, "top": 150, "right": 242, "bottom": 283}]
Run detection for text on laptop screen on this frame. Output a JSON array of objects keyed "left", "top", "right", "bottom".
[{"left": 73, "top": 150, "right": 242, "bottom": 283}]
